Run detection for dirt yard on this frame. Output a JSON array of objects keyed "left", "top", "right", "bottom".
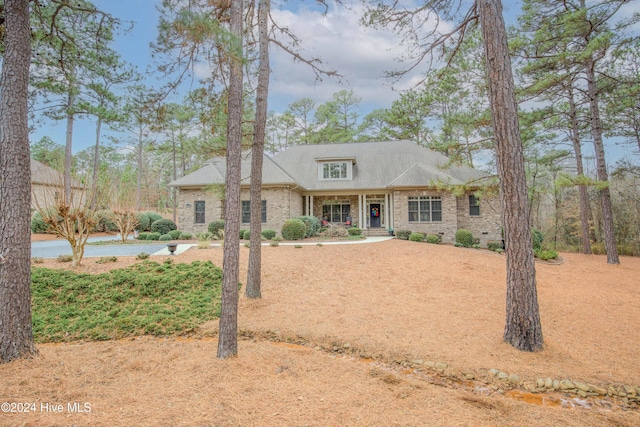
[{"left": 2, "top": 237, "right": 639, "bottom": 426}]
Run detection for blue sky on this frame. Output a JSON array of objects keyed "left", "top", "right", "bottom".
[{"left": 31, "top": 0, "right": 639, "bottom": 164}]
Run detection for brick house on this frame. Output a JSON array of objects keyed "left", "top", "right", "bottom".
[{"left": 169, "top": 140, "right": 502, "bottom": 245}]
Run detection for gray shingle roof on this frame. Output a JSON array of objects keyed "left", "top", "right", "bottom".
[{"left": 169, "top": 140, "right": 488, "bottom": 190}]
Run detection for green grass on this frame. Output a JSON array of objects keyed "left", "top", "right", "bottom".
[{"left": 31, "top": 260, "right": 225, "bottom": 343}]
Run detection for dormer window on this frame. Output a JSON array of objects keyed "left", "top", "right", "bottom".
[{"left": 318, "top": 160, "right": 353, "bottom": 181}]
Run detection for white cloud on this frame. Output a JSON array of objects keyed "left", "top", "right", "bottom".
[{"left": 267, "top": 2, "right": 448, "bottom": 112}]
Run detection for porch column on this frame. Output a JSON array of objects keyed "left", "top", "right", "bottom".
[
  {"left": 384, "top": 193, "right": 390, "bottom": 229},
  {"left": 389, "top": 192, "right": 394, "bottom": 230},
  {"left": 309, "top": 195, "right": 314, "bottom": 217},
  {"left": 361, "top": 194, "right": 367, "bottom": 230}
]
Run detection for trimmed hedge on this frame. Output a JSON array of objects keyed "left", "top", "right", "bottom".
[
  {"left": 168, "top": 229, "right": 182, "bottom": 239},
  {"left": 137, "top": 232, "right": 149, "bottom": 240},
  {"left": 31, "top": 212, "right": 51, "bottom": 234},
  {"left": 425, "top": 234, "right": 441, "bottom": 244},
  {"left": 144, "top": 211, "right": 163, "bottom": 224},
  {"left": 159, "top": 233, "right": 173, "bottom": 241},
  {"left": 281, "top": 218, "right": 307, "bottom": 240},
  {"left": 455, "top": 229, "right": 474, "bottom": 248},
  {"left": 295, "top": 215, "right": 321, "bottom": 238},
  {"left": 146, "top": 232, "right": 161, "bottom": 241},
  {"left": 242, "top": 229, "right": 251, "bottom": 240},
  {"left": 151, "top": 218, "right": 177, "bottom": 235},
  {"left": 136, "top": 213, "right": 151, "bottom": 231},
  {"left": 179, "top": 232, "right": 193, "bottom": 240},
  {"left": 261, "top": 229, "right": 276, "bottom": 240},
  {"left": 396, "top": 230, "right": 412, "bottom": 240},
  {"left": 409, "top": 232, "right": 425, "bottom": 242},
  {"left": 347, "top": 227, "right": 362, "bottom": 236}
]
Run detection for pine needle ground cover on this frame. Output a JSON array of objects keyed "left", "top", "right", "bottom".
[{"left": 31, "top": 260, "right": 223, "bottom": 342}]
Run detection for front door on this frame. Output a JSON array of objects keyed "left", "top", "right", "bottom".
[{"left": 370, "top": 203, "right": 381, "bottom": 228}]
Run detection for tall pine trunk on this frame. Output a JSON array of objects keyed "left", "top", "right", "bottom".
[
  {"left": 217, "top": 0, "right": 244, "bottom": 358},
  {"left": 566, "top": 84, "right": 592, "bottom": 254},
  {"left": 0, "top": 0, "right": 38, "bottom": 362},
  {"left": 478, "top": 0, "right": 543, "bottom": 352},
  {"left": 246, "top": 0, "right": 270, "bottom": 299},
  {"left": 585, "top": 59, "right": 619, "bottom": 264}
]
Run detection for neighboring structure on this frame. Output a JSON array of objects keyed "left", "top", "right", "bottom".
[
  {"left": 31, "top": 158, "right": 85, "bottom": 210},
  {"left": 169, "top": 140, "right": 502, "bottom": 245}
]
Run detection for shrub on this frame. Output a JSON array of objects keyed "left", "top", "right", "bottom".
[
  {"left": 144, "top": 211, "right": 163, "bottom": 224},
  {"left": 208, "top": 220, "right": 225, "bottom": 238},
  {"left": 531, "top": 228, "right": 544, "bottom": 251},
  {"left": 94, "top": 210, "right": 119, "bottom": 232},
  {"left": 135, "top": 212, "right": 151, "bottom": 231},
  {"left": 409, "top": 232, "right": 425, "bottom": 242},
  {"left": 261, "top": 229, "right": 276, "bottom": 240},
  {"left": 137, "top": 232, "right": 149, "bottom": 240},
  {"left": 270, "top": 241, "right": 279, "bottom": 247},
  {"left": 168, "top": 229, "right": 182, "bottom": 239},
  {"left": 136, "top": 252, "right": 150, "bottom": 260},
  {"left": 196, "top": 232, "right": 213, "bottom": 242},
  {"left": 150, "top": 218, "right": 177, "bottom": 235},
  {"left": 396, "top": 230, "right": 412, "bottom": 240},
  {"left": 455, "top": 229, "right": 474, "bottom": 248},
  {"left": 31, "top": 212, "right": 51, "bottom": 234},
  {"left": 159, "top": 233, "right": 173, "bottom": 241},
  {"left": 320, "top": 227, "right": 348, "bottom": 237},
  {"left": 295, "top": 215, "right": 321, "bottom": 237},
  {"left": 57, "top": 254, "right": 73, "bottom": 263},
  {"left": 535, "top": 249, "right": 558, "bottom": 260},
  {"left": 239, "top": 229, "right": 248, "bottom": 239},
  {"left": 32, "top": 257, "right": 44, "bottom": 264},
  {"left": 242, "top": 229, "right": 251, "bottom": 240},
  {"left": 347, "top": 227, "right": 362, "bottom": 236},
  {"left": 146, "top": 232, "right": 161, "bottom": 241},
  {"left": 425, "top": 234, "right": 441, "bottom": 244},
  {"left": 96, "top": 256, "right": 118, "bottom": 264},
  {"left": 179, "top": 232, "right": 193, "bottom": 240},
  {"left": 281, "top": 218, "right": 307, "bottom": 240},
  {"left": 487, "top": 241, "right": 504, "bottom": 252}
]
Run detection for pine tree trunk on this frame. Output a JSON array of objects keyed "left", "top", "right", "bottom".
[
  {"left": 0, "top": 0, "right": 38, "bottom": 363},
  {"left": 585, "top": 60, "right": 619, "bottom": 264},
  {"left": 478, "top": 0, "right": 543, "bottom": 352},
  {"left": 246, "top": 0, "right": 270, "bottom": 299},
  {"left": 566, "top": 84, "right": 592, "bottom": 254},
  {"left": 217, "top": 0, "right": 244, "bottom": 358}
]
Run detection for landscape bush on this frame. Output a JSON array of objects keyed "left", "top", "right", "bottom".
[
  {"left": 179, "top": 232, "right": 193, "bottom": 240},
  {"left": 144, "top": 211, "right": 163, "bottom": 224},
  {"left": 395, "top": 230, "right": 412, "bottom": 240},
  {"left": 347, "top": 227, "right": 362, "bottom": 236},
  {"left": 208, "top": 220, "right": 225, "bottom": 238},
  {"left": 425, "top": 234, "right": 441, "bottom": 244},
  {"left": 150, "top": 218, "right": 177, "bottom": 235},
  {"left": 31, "top": 211, "right": 51, "bottom": 234},
  {"left": 242, "top": 229, "right": 252, "bottom": 240},
  {"left": 535, "top": 249, "right": 558, "bottom": 260},
  {"left": 135, "top": 212, "right": 151, "bottom": 231},
  {"left": 94, "top": 210, "right": 118, "bottom": 232},
  {"left": 409, "top": 232, "right": 425, "bottom": 242},
  {"left": 455, "top": 229, "right": 474, "bottom": 248},
  {"left": 281, "top": 218, "right": 307, "bottom": 240},
  {"left": 261, "top": 229, "right": 276, "bottom": 240},
  {"left": 146, "top": 232, "right": 161, "bottom": 241},
  {"left": 295, "top": 215, "right": 321, "bottom": 237},
  {"left": 159, "top": 233, "right": 173, "bottom": 241},
  {"left": 168, "top": 229, "right": 182, "bottom": 239},
  {"left": 487, "top": 241, "right": 504, "bottom": 252},
  {"left": 320, "top": 227, "right": 348, "bottom": 237},
  {"left": 137, "top": 232, "right": 149, "bottom": 240}
]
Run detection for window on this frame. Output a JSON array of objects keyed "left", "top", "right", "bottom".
[
  {"left": 241, "top": 200, "right": 267, "bottom": 223},
  {"left": 408, "top": 196, "right": 442, "bottom": 222},
  {"left": 319, "top": 161, "right": 351, "bottom": 180},
  {"left": 322, "top": 200, "right": 351, "bottom": 223},
  {"left": 469, "top": 195, "right": 480, "bottom": 216},
  {"left": 194, "top": 201, "right": 205, "bottom": 224}
]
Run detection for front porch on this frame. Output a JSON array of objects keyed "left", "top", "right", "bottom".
[{"left": 303, "top": 193, "right": 395, "bottom": 232}]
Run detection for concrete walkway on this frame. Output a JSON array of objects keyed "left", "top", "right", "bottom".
[{"left": 32, "top": 235, "right": 395, "bottom": 259}]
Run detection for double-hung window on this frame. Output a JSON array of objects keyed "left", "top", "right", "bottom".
[
  {"left": 241, "top": 200, "right": 267, "bottom": 223},
  {"left": 194, "top": 201, "right": 206, "bottom": 224},
  {"left": 469, "top": 195, "right": 480, "bottom": 216},
  {"left": 408, "top": 196, "right": 442, "bottom": 222}
]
